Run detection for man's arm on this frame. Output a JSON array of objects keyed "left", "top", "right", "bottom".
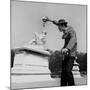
[
  {"left": 42, "top": 17, "right": 59, "bottom": 26},
  {"left": 66, "top": 30, "right": 77, "bottom": 50},
  {"left": 52, "top": 20, "right": 59, "bottom": 26}
]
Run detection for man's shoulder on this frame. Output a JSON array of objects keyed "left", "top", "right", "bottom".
[
  {"left": 67, "top": 26, "right": 75, "bottom": 34},
  {"left": 67, "top": 26, "right": 74, "bottom": 31}
]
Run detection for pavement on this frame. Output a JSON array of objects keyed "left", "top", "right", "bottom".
[{"left": 11, "top": 73, "right": 87, "bottom": 89}]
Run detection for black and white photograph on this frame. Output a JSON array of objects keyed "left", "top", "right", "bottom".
[{"left": 11, "top": 0, "right": 87, "bottom": 89}]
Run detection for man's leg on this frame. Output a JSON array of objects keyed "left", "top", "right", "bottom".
[
  {"left": 66, "top": 56, "right": 75, "bottom": 86},
  {"left": 61, "top": 59, "right": 68, "bottom": 86},
  {"left": 67, "top": 71, "right": 75, "bottom": 86},
  {"left": 61, "top": 70, "right": 68, "bottom": 86}
]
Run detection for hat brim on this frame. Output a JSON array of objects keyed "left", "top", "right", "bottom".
[{"left": 58, "top": 22, "right": 68, "bottom": 25}]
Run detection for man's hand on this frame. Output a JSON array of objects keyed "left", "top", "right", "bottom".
[
  {"left": 42, "top": 16, "right": 59, "bottom": 26},
  {"left": 42, "top": 16, "right": 52, "bottom": 27},
  {"left": 61, "top": 48, "right": 69, "bottom": 55},
  {"left": 42, "top": 16, "right": 50, "bottom": 22}
]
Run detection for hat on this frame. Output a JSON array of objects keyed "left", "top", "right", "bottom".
[{"left": 58, "top": 19, "right": 68, "bottom": 25}]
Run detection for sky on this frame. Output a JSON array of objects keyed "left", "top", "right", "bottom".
[{"left": 11, "top": 0, "right": 87, "bottom": 53}]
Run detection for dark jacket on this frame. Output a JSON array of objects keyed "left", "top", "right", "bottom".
[{"left": 62, "top": 26, "right": 77, "bottom": 56}]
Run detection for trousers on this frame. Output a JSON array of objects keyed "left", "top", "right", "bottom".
[{"left": 61, "top": 56, "right": 75, "bottom": 86}]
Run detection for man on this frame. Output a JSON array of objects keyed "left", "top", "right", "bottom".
[{"left": 43, "top": 17, "right": 77, "bottom": 86}]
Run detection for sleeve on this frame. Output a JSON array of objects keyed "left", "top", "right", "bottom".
[
  {"left": 66, "top": 30, "right": 77, "bottom": 50},
  {"left": 52, "top": 20, "right": 59, "bottom": 26}
]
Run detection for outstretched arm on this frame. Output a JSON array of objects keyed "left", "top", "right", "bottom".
[
  {"left": 42, "top": 16, "right": 59, "bottom": 26},
  {"left": 51, "top": 20, "right": 59, "bottom": 26}
]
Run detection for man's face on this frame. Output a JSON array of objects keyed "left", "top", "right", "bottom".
[{"left": 58, "top": 25, "right": 63, "bottom": 32}]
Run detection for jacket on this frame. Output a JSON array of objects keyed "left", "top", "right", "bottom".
[{"left": 62, "top": 26, "right": 77, "bottom": 56}]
